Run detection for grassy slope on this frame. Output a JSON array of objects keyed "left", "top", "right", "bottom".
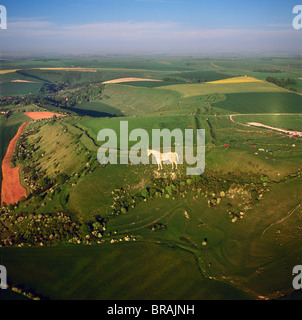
[
  {"left": 8, "top": 112, "right": 301, "bottom": 300},
  {"left": 0, "top": 242, "right": 253, "bottom": 300},
  {"left": 101, "top": 84, "right": 182, "bottom": 116},
  {"left": 0, "top": 82, "right": 44, "bottom": 97},
  {"left": 213, "top": 92, "right": 302, "bottom": 114},
  {"left": 67, "top": 101, "right": 123, "bottom": 118},
  {"left": 14, "top": 112, "right": 302, "bottom": 220},
  {"left": 2, "top": 167, "right": 301, "bottom": 299},
  {"left": 104, "top": 178, "right": 301, "bottom": 298}
]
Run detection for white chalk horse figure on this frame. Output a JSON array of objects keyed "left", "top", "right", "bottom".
[{"left": 147, "top": 148, "right": 179, "bottom": 170}]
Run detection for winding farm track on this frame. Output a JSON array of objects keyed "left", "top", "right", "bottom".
[
  {"left": 1, "top": 122, "right": 28, "bottom": 205},
  {"left": 210, "top": 61, "right": 224, "bottom": 69},
  {"left": 261, "top": 203, "right": 301, "bottom": 236},
  {"left": 229, "top": 113, "right": 302, "bottom": 136}
]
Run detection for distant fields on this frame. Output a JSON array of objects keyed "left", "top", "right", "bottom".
[
  {"left": 164, "top": 70, "right": 235, "bottom": 82},
  {"left": 67, "top": 78, "right": 296, "bottom": 118},
  {"left": 0, "top": 69, "right": 20, "bottom": 74},
  {"left": 1, "top": 57, "right": 302, "bottom": 98},
  {"left": 113, "top": 80, "right": 185, "bottom": 88},
  {"left": 207, "top": 76, "right": 263, "bottom": 84},
  {"left": 159, "top": 80, "right": 285, "bottom": 98}
]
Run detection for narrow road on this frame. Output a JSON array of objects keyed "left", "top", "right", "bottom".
[
  {"left": 229, "top": 113, "right": 302, "bottom": 136},
  {"left": 247, "top": 122, "right": 302, "bottom": 137}
]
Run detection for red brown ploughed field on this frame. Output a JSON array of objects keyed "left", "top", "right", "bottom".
[
  {"left": 1, "top": 122, "right": 28, "bottom": 206},
  {"left": 24, "top": 111, "right": 66, "bottom": 120},
  {"left": 1, "top": 112, "right": 65, "bottom": 205}
]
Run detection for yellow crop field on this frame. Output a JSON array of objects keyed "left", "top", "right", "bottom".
[
  {"left": 0, "top": 69, "right": 20, "bottom": 74},
  {"left": 207, "top": 76, "right": 264, "bottom": 84},
  {"left": 159, "top": 80, "right": 286, "bottom": 98},
  {"left": 103, "top": 77, "right": 162, "bottom": 84}
]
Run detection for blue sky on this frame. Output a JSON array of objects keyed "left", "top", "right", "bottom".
[{"left": 0, "top": 0, "right": 301, "bottom": 55}]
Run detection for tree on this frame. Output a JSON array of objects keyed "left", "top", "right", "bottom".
[
  {"left": 141, "top": 189, "right": 149, "bottom": 198},
  {"left": 50, "top": 114, "right": 57, "bottom": 125},
  {"left": 79, "top": 224, "right": 91, "bottom": 238}
]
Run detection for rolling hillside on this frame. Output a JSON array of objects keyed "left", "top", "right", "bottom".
[{"left": 0, "top": 57, "right": 301, "bottom": 300}]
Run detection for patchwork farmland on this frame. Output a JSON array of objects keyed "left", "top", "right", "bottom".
[{"left": 0, "top": 57, "right": 301, "bottom": 301}]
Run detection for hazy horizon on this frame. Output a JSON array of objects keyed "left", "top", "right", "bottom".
[{"left": 0, "top": 0, "right": 301, "bottom": 57}]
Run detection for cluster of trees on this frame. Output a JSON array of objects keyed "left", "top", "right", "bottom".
[
  {"left": 79, "top": 215, "right": 107, "bottom": 241},
  {"left": 0, "top": 110, "right": 12, "bottom": 118},
  {"left": 39, "top": 81, "right": 70, "bottom": 94},
  {"left": 0, "top": 204, "right": 116, "bottom": 247},
  {"left": 162, "top": 76, "right": 205, "bottom": 84},
  {"left": 162, "top": 77, "right": 186, "bottom": 83},
  {"left": 0, "top": 80, "right": 105, "bottom": 111},
  {"left": 37, "top": 82, "right": 105, "bottom": 109},
  {"left": 109, "top": 171, "right": 269, "bottom": 222},
  {"left": 266, "top": 76, "right": 297, "bottom": 91},
  {"left": 0, "top": 211, "right": 82, "bottom": 247},
  {"left": 0, "top": 96, "right": 27, "bottom": 107},
  {"left": 254, "top": 69, "right": 282, "bottom": 73},
  {"left": 149, "top": 223, "right": 167, "bottom": 232},
  {"left": 25, "top": 82, "right": 104, "bottom": 111}
]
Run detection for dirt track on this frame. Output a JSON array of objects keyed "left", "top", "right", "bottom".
[
  {"left": 230, "top": 114, "right": 302, "bottom": 137},
  {"left": 1, "top": 122, "right": 28, "bottom": 205},
  {"left": 247, "top": 122, "right": 302, "bottom": 137}
]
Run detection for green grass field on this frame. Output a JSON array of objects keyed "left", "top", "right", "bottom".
[
  {"left": 164, "top": 70, "right": 236, "bottom": 82},
  {"left": 234, "top": 114, "right": 302, "bottom": 131},
  {"left": 1, "top": 174, "right": 300, "bottom": 300},
  {"left": 68, "top": 101, "right": 123, "bottom": 117},
  {"left": 213, "top": 92, "right": 302, "bottom": 114},
  {"left": 0, "top": 242, "right": 253, "bottom": 300},
  {"left": 100, "top": 84, "right": 183, "bottom": 116}
]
